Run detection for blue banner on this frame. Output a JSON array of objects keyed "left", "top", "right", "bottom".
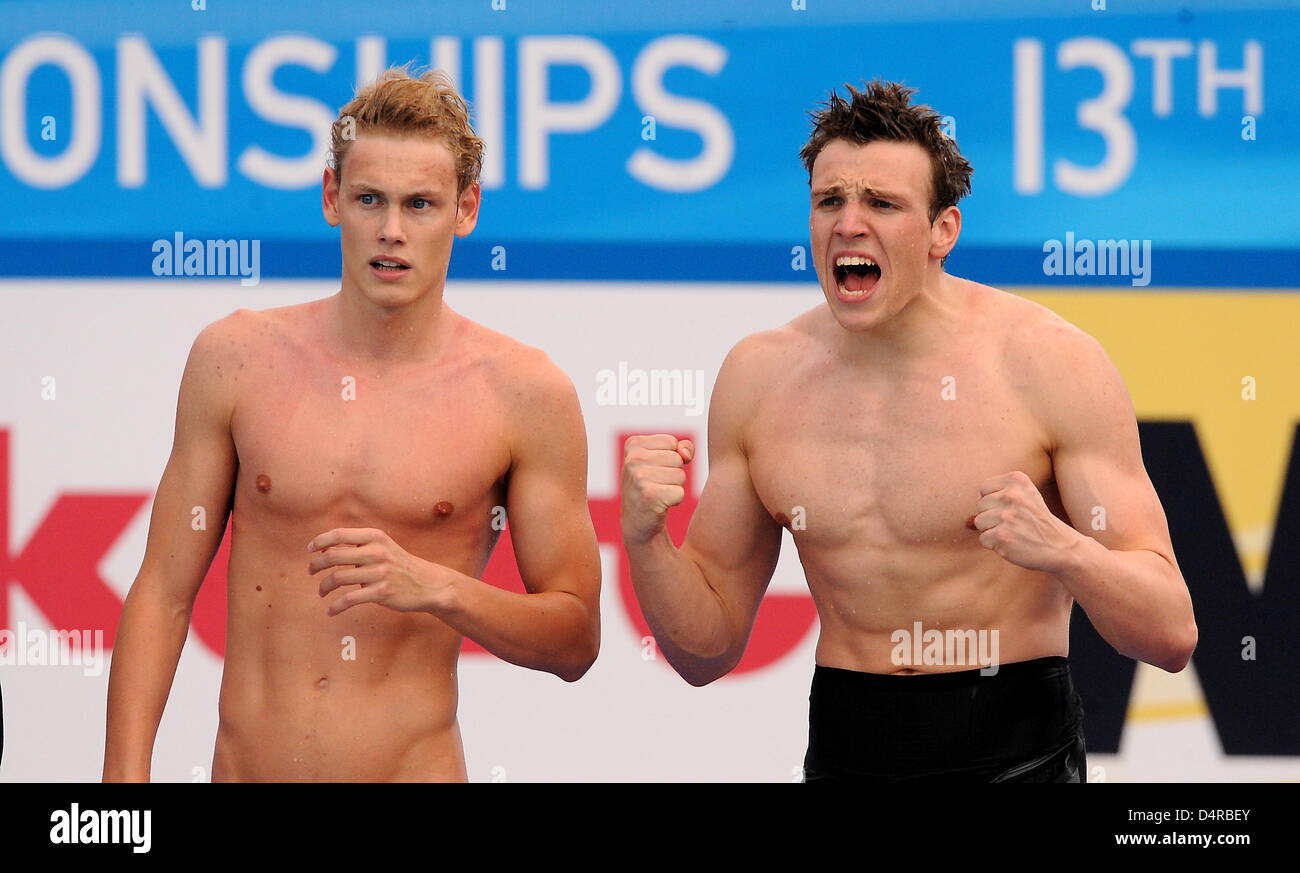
[{"left": 1, "top": 0, "right": 1296, "bottom": 283}]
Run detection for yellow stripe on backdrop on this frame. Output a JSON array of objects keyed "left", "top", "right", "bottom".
[{"left": 1015, "top": 289, "right": 1300, "bottom": 720}]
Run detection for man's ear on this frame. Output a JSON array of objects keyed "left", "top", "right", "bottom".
[
  {"left": 929, "top": 205, "right": 961, "bottom": 261},
  {"left": 454, "top": 181, "right": 482, "bottom": 238},
  {"left": 322, "top": 167, "right": 341, "bottom": 227}
]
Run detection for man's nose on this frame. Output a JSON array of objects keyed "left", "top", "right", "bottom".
[
  {"left": 834, "top": 200, "right": 871, "bottom": 238},
  {"left": 378, "top": 207, "right": 406, "bottom": 244}
]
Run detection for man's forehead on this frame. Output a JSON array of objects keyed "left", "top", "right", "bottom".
[
  {"left": 342, "top": 133, "right": 457, "bottom": 186},
  {"left": 810, "top": 139, "right": 931, "bottom": 192}
]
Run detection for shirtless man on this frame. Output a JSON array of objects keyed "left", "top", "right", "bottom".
[
  {"left": 621, "top": 81, "right": 1197, "bottom": 782},
  {"left": 104, "top": 68, "right": 600, "bottom": 782}
]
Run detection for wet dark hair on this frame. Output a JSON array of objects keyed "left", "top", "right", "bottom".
[{"left": 800, "top": 80, "right": 972, "bottom": 224}]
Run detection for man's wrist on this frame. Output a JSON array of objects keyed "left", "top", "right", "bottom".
[
  {"left": 421, "top": 560, "right": 460, "bottom": 618},
  {"left": 1050, "top": 528, "right": 1104, "bottom": 591},
  {"left": 622, "top": 523, "right": 673, "bottom": 553}
]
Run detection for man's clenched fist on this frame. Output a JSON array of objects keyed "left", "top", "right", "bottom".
[
  {"left": 621, "top": 434, "right": 695, "bottom": 545},
  {"left": 971, "top": 470, "right": 1083, "bottom": 574}
]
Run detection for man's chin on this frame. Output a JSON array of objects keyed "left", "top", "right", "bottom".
[
  {"left": 353, "top": 281, "right": 416, "bottom": 308},
  {"left": 823, "top": 290, "right": 886, "bottom": 332}
]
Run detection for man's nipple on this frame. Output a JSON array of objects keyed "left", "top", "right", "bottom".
[{"left": 255, "top": 473, "right": 272, "bottom": 494}]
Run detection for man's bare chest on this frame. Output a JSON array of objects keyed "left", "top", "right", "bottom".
[
  {"left": 747, "top": 363, "right": 1054, "bottom": 550},
  {"left": 229, "top": 360, "right": 510, "bottom": 530}
]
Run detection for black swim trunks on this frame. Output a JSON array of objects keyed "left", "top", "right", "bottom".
[{"left": 802, "top": 656, "right": 1086, "bottom": 782}]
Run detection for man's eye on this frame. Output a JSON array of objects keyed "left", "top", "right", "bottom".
[
  {"left": 359, "top": 193, "right": 376, "bottom": 205},
  {"left": 874, "top": 200, "right": 895, "bottom": 209},
  {"left": 819, "top": 196, "right": 841, "bottom": 207},
  {"left": 412, "top": 198, "right": 429, "bottom": 209}
]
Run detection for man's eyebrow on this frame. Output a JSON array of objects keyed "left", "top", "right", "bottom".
[
  {"left": 811, "top": 184, "right": 910, "bottom": 203},
  {"left": 867, "top": 187, "right": 908, "bottom": 202},
  {"left": 345, "top": 182, "right": 440, "bottom": 199}
]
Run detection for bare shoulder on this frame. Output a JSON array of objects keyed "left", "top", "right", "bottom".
[
  {"left": 198, "top": 302, "right": 305, "bottom": 360},
  {"left": 245, "top": 300, "right": 318, "bottom": 350},
  {"left": 457, "top": 315, "right": 578, "bottom": 410},
  {"left": 188, "top": 306, "right": 268, "bottom": 373},
  {"left": 973, "top": 281, "right": 1132, "bottom": 443},
  {"left": 717, "top": 304, "right": 825, "bottom": 389},
  {"left": 969, "top": 281, "right": 1109, "bottom": 380},
  {"left": 175, "top": 308, "right": 270, "bottom": 431},
  {"left": 708, "top": 305, "right": 826, "bottom": 448},
  {"left": 186, "top": 304, "right": 322, "bottom": 412}
]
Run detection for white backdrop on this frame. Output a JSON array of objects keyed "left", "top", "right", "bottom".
[{"left": 0, "top": 279, "right": 1292, "bottom": 782}]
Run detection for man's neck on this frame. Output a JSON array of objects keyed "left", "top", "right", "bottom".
[
  {"left": 835, "top": 272, "right": 967, "bottom": 366},
  {"left": 327, "top": 284, "right": 453, "bottom": 365}
]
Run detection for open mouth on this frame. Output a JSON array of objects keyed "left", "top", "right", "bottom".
[
  {"left": 370, "top": 259, "right": 410, "bottom": 273},
  {"left": 833, "top": 255, "right": 881, "bottom": 298}
]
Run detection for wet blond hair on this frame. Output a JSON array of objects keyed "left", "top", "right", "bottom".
[{"left": 329, "top": 64, "right": 484, "bottom": 193}]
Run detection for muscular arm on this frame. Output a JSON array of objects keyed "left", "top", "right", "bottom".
[
  {"left": 427, "top": 353, "right": 601, "bottom": 682},
  {"left": 623, "top": 336, "right": 784, "bottom": 686},
  {"left": 103, "top": 313, "right": 242, "bottom": 781},
  {"left": 1034, "top": 326, "right": 1198, "bottom": 672}
]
